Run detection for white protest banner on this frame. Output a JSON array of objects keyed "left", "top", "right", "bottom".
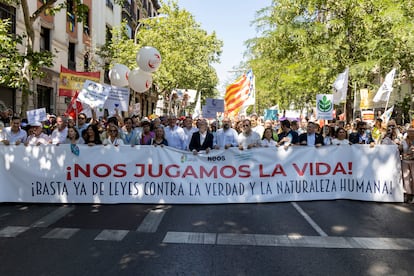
[
  {"left": 26, "top": 108, "right": 47, "bottom": 124},
  {"left": 77, "top": 80, "right": 110, "bottom": 109},
  {"left": 206, "top": 98, "right": 225, "bottom": 113},
  {"left": 0, "top": 145, "right": 403, "bottom": 204},
  {"left": 104, "top": 86, "right": 130, "bottom": 113},
  {"left": 316, "top": 94, "right": 334, "bottom": 120}
]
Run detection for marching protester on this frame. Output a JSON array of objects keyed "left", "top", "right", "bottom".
[
  {"left": 120, "top": 117, "right": 140, "bottom": 146},
  {"left": 64, "top": 126, "right": 84, "bottom": 144},
  {"left": 238, "top": 119, "right": 261, "bottom": 150},
  {"left": 261, "top": 127, "right": 278, "bottom": 147},
  {"left": 164, "top": 115, "right": 186, "bottom": 150},
  {"left": 24, "top": 122, "right": 51, "bottom": 146},
  {"left": 84, "top": 124, "right": 102, "bottom": 146},
  {"left": 1, "top": 116, "right": 27, "bottom": 145},
  {"left": 331, "top": 127, "right": 351, "bottom": 145},
  {"left": 151, "top": 126, "right": 168, "bottom": 147},
  {"left": 213, "top": 117, "right": 238, "bottom": 149},
  {"left": 189, "top": 119, "right": 214, "bottom": 154},
  {"left": 103, "top": 123, "right": 124, "bottom": 146},
  {"left": 298, "top": 121, "right": 324, "bottom": 147},
  {"left": 50, "top": 116, "right": 68, "bottom": 145}
]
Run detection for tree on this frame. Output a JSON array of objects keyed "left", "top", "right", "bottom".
[
  {"left": 98, "top": 0, "right": 223, "bottom": 105},
  {"left": 0, "top": 0, "right": 95, "bottom": 116},
  {"left": 247, "top": 0, "right": 414, "bottom": 121}
]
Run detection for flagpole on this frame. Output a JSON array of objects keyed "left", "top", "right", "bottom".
[{"left": 353, "top": 82, "right": 357, "bottom": 121}]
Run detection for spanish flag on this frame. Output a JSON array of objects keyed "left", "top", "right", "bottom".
[
  {"left": 58, "top": 66, "right": 100, "bottom": 97},
  {"left": 224, "top": 70, "right": 255, "bottom": 116}
]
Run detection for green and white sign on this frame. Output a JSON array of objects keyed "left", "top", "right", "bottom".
[{"left": 316, "top": 94, "right": 334, "bottom": 120}]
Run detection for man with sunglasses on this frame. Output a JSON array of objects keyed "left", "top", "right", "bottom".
[{"left": 238, "top": 119, "right": 261, "bottom": 150}]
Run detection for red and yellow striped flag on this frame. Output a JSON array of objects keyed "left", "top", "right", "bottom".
[{"left": 225, "top": 71, "right": 253, "bottom": 116}]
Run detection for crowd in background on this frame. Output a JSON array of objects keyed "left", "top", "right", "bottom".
[{"left": 0, "top": 110, "right": 413, "bottom": 203}]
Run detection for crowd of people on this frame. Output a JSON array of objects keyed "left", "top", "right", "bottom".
[{"left": 0, "top": 111, "right": 413, "bottom": 203}]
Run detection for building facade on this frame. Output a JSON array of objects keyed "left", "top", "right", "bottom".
[{"left": 0, "top": 0, "right": 160, "bottom": 118}]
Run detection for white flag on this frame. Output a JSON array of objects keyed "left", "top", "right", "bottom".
[
  {"left": 380, "top": 105, "right": 394, "bottom": 125},
  {"left": 373, "top": 68, "right": 396, "bottom": 103},
  {"left": 332, "top": 67, "right": 349, "bottom": 104},
  {"left": 192, "top": 91, "right": 202, "bottom": 119}
]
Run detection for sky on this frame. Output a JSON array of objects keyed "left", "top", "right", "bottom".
[{"left": 176, "top": 0, "right": 271, "bottom": 94}]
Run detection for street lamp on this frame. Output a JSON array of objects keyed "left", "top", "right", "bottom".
[{"left": 134, "top": 14, "right": 166, "bottom": 44}]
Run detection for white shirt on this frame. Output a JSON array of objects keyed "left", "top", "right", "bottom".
[
  {"left": 26, "top": 133, "right": 51, "bottom": 145},
  {"left": 214, "top": 127, "right": 239, "bottom": 148},
  {"left": 238, "top": 131, "right": 261, "bottom": 149},
  {"left": 183, "top": 127, "right": 198, "bottom": 150},
  {"left": 103, "top": 137, "right": 124, "bottom": 146},
  {"left": 164, "top": 125, "right": 186, "bottom": 150},
  {"left": 261, "top": 138, "right": 277, "bottom": 147},
  {"left": 51, "top": 127, "right": 68, "bottom": 144},
  {"left": 4, "top": 127, "right": 27, "bottom": 144}
]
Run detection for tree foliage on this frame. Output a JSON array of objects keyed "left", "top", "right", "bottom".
[
  {"left": 247, "top": 0, "right": 414, "bottom": 118},
  {"left": 99, "top": 0, "right": 223, "bottom": 101}
]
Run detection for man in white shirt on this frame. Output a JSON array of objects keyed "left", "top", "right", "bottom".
[
  {"left": 50, "top": 116, "right": 68, "bottom": 144},
  {"left": 2, "top": 116, "right": 27, "bottom": 145},
  {"left": 238, "top": 119, "right": 261, "bottom": 150},
  {"left": 214, "top": 117, "right": 238, "bottom": 149},
  {"left": 182, "top": 116, "right": 198, "bottom": 150},
  {"left": 164, "top": 116, "right": 186, "bottom": 150},
  {"left": 25, "top": 122, "right": 51, "bottom": 146}
]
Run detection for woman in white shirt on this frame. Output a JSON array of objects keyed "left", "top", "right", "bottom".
[
  {"left": 103, "top": 123, "right": 124, "bottom": 146},
  {"left": 331, "top": 127, "right": 351, "bottom": 145},
  {"left": 261, "top": 127, "right": 277, "bottom": 147}
]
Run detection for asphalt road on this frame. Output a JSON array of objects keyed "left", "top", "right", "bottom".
[{"left": 0, "top": 200, "right": 413, "bottom": 276}]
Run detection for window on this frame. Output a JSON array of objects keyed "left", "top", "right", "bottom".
[
  {"left": 0, "top": 3, "right": 16, "bottom": 33},
  {"left": 40, "top": 27, "right": 50, "bottom": 52},
  {"left": 68, "top": 43, "right": 76, "bottom": 70},
  {"left": 37, "top": 85, "right": 53, "bottom": 114}
]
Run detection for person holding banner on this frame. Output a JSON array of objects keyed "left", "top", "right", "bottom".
[
  {"left": 189, "top": 119, "right": 214, "bottom": 155},
  {"left": 261, "top": 127, "right": 278, "bottom": 147},
  {"left": 84, "top": 124, "right": 102, "bottom": 146},
  {"left": 152, "top": 126, "right": 168, "bottom": 147},
  {"left": 120, "top": 117, "right": 140, "bottom": 146},
  {"left": 64, "top": 126, "right": 84, "bottom": 144},
  {"left": 103, "top": 123, "right": 124, "bottom": 146},
  {"left": 2, "top": 116, "right": 27, "bottom": 145},
  {"left": 213, "top": 117, "right": 239, "bottom": 150},
  {"left": 238, "top": 119, "right": 261, "bottom": 150},
  {"left": 24, "top": 122, "right": 51, "bottom": 146},
  {"left": 298, "top": 121, "right": 324, "bottom": 147},
  {"left": 50, "top": 116, "right": 68, "bottom": 145},
  {"left": 331, "top": 127, "right": 351, "bottom": 145},
  {"left": 277, "top": 120, "right": 299, "bottom": 149},
  {"left": 164, "top": 116, "right": 186, "bottom": 150}
]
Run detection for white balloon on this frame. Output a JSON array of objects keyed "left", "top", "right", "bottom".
[
  {"left": 136, "top": 46, "right": 162, "bottom": 73},
  {"left": 128, "top": 68, "right": 153, "bottom": 92},
  {"left": 109, "top": 63, "right": 130, "bottom": 87}
]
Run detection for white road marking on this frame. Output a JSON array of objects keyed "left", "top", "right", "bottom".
[
  {"left": 163, "top": 231, "right": 414, "bottom": 250},
  {"left": 291, "top": 202, "right": 328, "bottom": 237},
  {"left": 31, "top": 206, "right": 75, "bottom": 228},
  {"left": 94, "top": 229, "right": 129, "bottom": 241},
  {"left": 137, "top": 209, "right": 165, "bottom": 233},
  {"left": 0, "top": 226, "right": 30, "bottom": 238},
  {"left": 42, "top": 227, "right": 80, "bottom": 239}
]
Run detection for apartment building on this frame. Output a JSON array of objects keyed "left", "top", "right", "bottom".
[{"left": 0, "top": 0, "right": 160, "bottom": 117}]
